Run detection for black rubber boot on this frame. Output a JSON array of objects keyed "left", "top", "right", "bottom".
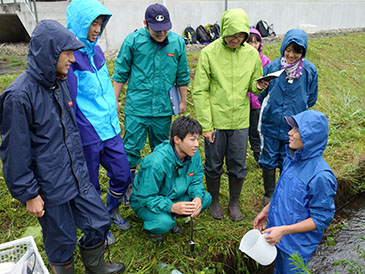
[
  {"left": 79, "top": 240, "right": 125, "bottom": 274},
  {"left": 263, "top": 169, "right": 276, "bottom": 205},
  {"left": 205, "top": 176, "right": 224, "bottom": 220},
  {"left": 49, "top": 257, "right": 74, "bottom": 274},
  {"left": 228, "top": 175, "right": 244, "bottom": 221},
  {"left": 144, "top": 230, "right": 164, "bottom": 245}
]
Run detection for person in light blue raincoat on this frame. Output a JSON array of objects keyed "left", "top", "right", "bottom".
[
  {"left": 254, "top": 110, "right": 337, "bottom": 274},
  {"left": 258, "top": 29, "right": 318, "bottom": 204},
  {"left": 66, "top": 0, "right": 132, "bottom": 240}
]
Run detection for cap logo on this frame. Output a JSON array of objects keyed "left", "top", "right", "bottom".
[{"left": 155, "top": 15, "right": 164, "bottom": 22}]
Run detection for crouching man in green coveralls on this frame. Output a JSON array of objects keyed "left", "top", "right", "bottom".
[{"left": 130, "top": 116, "right": 212, "bottom": 244}]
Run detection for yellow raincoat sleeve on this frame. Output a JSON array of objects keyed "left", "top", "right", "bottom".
[{"left": 192, "top": 50, "right": 214, "bottom": 132}]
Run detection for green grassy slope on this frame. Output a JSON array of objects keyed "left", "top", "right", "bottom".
[{"left": 0, "top": 33, "right": 364, "bottom": 273}]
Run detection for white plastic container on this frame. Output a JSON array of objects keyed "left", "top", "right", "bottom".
[
  {"left": 0, "top": 236, "right": 49, "bottom": 274},
  {"left": 239, "top": 229, "right": 277, "bottom": 266},
  {"left": 299, "top": 24, "right": 317, "bottom": 34}
]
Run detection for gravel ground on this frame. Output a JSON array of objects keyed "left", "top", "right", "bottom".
[{"left": 1, "top": 28, "right": 364, "bottom": 60}]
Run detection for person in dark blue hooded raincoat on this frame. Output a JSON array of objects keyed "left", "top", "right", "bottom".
[
  {"left": 258, "top": 29, "right": 318, "bottom": 204},
  {"left": 0, "top": 20, "right": 125, "bottom": 274},
  {"left": 253, "top": 110, "right": 337, "bottom": 274}
]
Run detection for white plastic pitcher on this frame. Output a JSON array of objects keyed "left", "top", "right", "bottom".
[{"left": 239, "top": 229, "right": 277, "bottom": 266}]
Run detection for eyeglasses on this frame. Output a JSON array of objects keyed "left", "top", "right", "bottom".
[{"left": 225, "top": 33, "right": 246, "bottom": 41}]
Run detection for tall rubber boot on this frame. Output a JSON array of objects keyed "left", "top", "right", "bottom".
[
  {"left": 205, "top": 176, "right": 223, "bottom": 220},
  {"left": 107, "top": 189, "right": 131, "bottom": 231},
  {"left": 228, "top": 175, "right": 244, "bottom": 221},
  {"left": 79, "top": 241, "right": 125, "bottom": 274},
  {"left": 263, "top": 169, "right": 276, "bottom": 205},
  {"left": 49, "top": 257, "right": 74, "bottom": 274}
]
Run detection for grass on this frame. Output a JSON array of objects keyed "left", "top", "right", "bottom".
[{"left": 0, "top": 33, "right": 364, "bottom": 273}]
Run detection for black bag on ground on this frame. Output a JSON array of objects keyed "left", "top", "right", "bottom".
[
  {"left": 209, "top": 23, "right": 221, "bottom": 41},
  {"left": 182, "top": 25, "right": 197, "bottom": 44},
  {"left": 256, "top": 20, "right": 270, "bottom": 37},
  {"left": 196, "top": 25, "right": 211, "bottom": 43}
]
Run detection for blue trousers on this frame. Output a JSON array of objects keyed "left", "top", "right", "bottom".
[
  {"left": 123, "top": 115, "right": 171, "bottom": 168},
  {"left": 38, "top": 184, "right": 110, "bottom": 264},
  {"left": 259, "top": 135, "right": 288, "bottom": 170},
  {"left": 83, "top": 134, "right": 131, "bottom": 195},
  {"left": 136, "top": 193, "right": 211, "bottom": 234}
]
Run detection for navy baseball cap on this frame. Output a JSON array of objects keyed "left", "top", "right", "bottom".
[
  {"left": 145, "top": 3, "right": 172, "bottom": 31},
  {"left": 284, "top": 116, "right": 298, "bottom": 128}
]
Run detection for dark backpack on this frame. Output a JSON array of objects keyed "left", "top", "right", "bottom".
[
  {"left": 206, "top": 23, "right": 221, "bottom": 41},
  {"left": 182, "top": 25, "right": 197, "bottom": 44},
  {"left": 256, "top": 20, "right": 273, "bottom": 37},
  {"left": 196, "top": 25, "right": 211, "bottom": 43}
]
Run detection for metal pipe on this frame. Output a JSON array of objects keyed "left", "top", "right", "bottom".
[
  {"left": 32, "top": 0, "right": 38, "bottom": 23},
  {"left": 188, "top": 217, "right": 195, "bottom": 253},
  {"left": 225, "top": 0, "right": 228, "bottom": 11}
]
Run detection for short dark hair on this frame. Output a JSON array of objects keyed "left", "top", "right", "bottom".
[
  {"left": 247, "top": 33, "right": 261, "bottom": 43},
  {"left": 288, "top": 42, "right": 305, "bottom": 55},
  {"left": 170, "top": 116, "right": 202, "bottom": 145}
]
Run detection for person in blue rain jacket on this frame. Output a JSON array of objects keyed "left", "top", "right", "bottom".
[
  {"left": 254, "top": 110, "right": 337, "bottom": 273},
  {"left": 258, "top": 29, "right": 318, "bottom": 204},
  {"left": 66, "top": 0, "right": 132, "bottom": 238}
]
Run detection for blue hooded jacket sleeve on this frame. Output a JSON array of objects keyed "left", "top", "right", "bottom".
[{"left": 0, "top": 90, "right": 39, "bottom": 204}]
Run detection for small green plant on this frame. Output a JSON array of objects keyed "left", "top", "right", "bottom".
[
  {"left": 326, "top": 236, "right": 336, "bottom": 247},
  {"left": 289, "top": 253, "right": 311, "bottom": 274}
]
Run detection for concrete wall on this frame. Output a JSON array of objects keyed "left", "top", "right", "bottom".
[
  {"left": 104, "top": 0, "right": 365, "bottom": 51},
  {"left": 1, "top": 0, "right": 365, "bottom": 51}
]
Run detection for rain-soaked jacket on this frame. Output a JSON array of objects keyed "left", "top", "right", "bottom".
[
  {"left": 258, "top": 29, "right": 318, "bottom": 140},
  {"left": 112, "top": 27, "right": 190, "bottom": 117},
  {"left": 193, "top": 9, "right": 263, "bottom": 132},
  {"left": 248, "top": 28, "right": 270, "bottom": 109},
  {"left": 130, "top": 140, "right": 211, "bottom": 215},
  {"left": 0, "top": 20, "right": 88, "bottom": 207},
  {"left": 66, "top": 0, "right": 120, "bottom": 146},
  {"left": 267, "top": 110, "right": 337, "bottom": 260}
]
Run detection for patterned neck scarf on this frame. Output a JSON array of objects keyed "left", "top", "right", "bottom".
[{"left": 281, "top": 57, "right": 305, "bottom": 84}]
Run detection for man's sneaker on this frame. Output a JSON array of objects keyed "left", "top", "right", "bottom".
[
  {"left": 144, "top": 230, "right": 164, "bottom": 245},
  {"left": 110, "top": 208, "right": 131, "bottom": 231},
  {"left": 172, "top": 224, "right": 184, "bottom": 235},
  {"left": 105, "top": 231, "right": 116, "bottom": 246}
]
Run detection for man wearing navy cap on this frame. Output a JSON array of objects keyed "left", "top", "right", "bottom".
[{"left": 113, "top": 3, "right": 190, "bottom": 193}]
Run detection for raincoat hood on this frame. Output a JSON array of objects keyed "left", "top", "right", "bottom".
[
  {"left": 280, "top": 28, "right": 308, "bottom": 57},
  {"left": 67, "top": 0, "right": 111, "bottom": 54},
  {"left": 154, "top": 140, "right": 187, "bottom": 168},
  {"left": 291, "top": 110, "right": 329, "bottom": 160},
  {"left": 249, "top": 27, "right": 263, "bottom": 53},
  {"left": 27, "top": 20, "right": 84, "bottom": 88},
  {"left": 249, "top": 28, "right": 262, "bottom": 39},
  {"left": 220, "top": 9, "right": 250, "bottom": 42}
]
